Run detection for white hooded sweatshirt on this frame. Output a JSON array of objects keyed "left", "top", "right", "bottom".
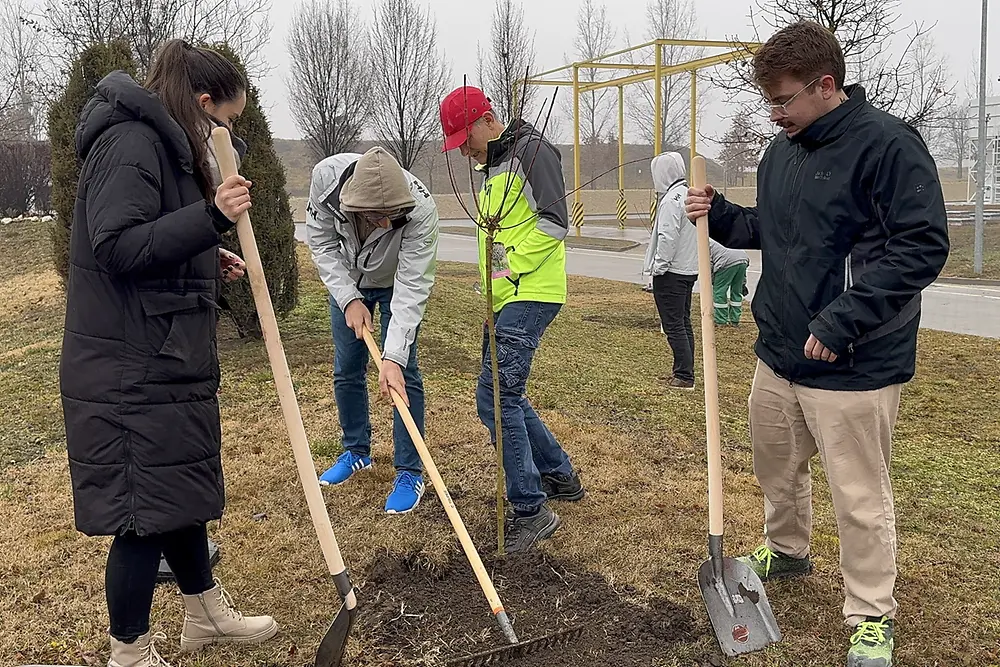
[{"left": 643, "top": 152, "right": 699, "bottom": 277}]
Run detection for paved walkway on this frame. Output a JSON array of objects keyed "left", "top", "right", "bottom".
[{"left": 293, "top": 224, "right": 999, "bottom": 339}]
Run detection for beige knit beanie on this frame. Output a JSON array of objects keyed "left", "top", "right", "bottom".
[{"left": 339, "top": 147, "right": 416, "bottom": 213}]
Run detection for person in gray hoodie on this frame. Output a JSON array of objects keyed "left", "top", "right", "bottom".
[
  {"left": 305, "top": 147, "right": 439, "bottom": 515},
  {"left": 643, "top": 151, "right": 700, "bottom": 390}
]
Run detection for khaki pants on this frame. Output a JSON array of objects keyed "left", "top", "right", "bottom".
[{"left": 748, "top": 359, "right": 902, "bottom": 627}]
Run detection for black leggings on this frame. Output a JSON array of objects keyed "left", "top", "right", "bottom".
[{"left": 106, "top": 523, "right": 214, "bottom": 642}]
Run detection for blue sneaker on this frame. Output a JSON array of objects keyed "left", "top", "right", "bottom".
[
  {"left": 319, "top": 451, "right": 372, "bottom": 486},
  {"left": 385, "top": 471, "right": 425, "bottom": 514}
]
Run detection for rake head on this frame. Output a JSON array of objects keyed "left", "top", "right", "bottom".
[{"left": 443, "top": 625, "right": 585, "bottom": 667}]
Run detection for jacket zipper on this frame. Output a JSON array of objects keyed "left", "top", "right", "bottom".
[
  {"left": 783, "top": 144, "right": 807, "bottom": 377},
  {"left": 845, "top": 252, "right": 854, "bottom": 367},
  {"left": 123, "top": 431, "right": 136, "bottom": 532},
  {"left": 363, "top": 233, "right": 387, "bottom": 270}
]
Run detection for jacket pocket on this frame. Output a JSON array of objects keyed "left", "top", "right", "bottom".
[{"left": 138, "top": 291, "right": 220, "bottom": 385}]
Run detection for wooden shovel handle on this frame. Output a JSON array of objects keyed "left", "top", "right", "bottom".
[
  {"left": 361, "top": 329, "right": 508, "bottom": 617},
  {"left": 692, "top": 156, "right": 725, "bottom": 538},
  {"left": 211, "top": 128, "right": 354, "bottom": 592}
]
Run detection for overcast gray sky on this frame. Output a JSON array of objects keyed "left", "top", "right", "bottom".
[{"left": 255, "top": 0, "right": 998, "bottom": 158}]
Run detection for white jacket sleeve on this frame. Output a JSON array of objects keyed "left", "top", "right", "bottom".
[
  {"left": 642, "top": 209, "right": 658, "bottom": 276},
  {"left": 304, "top": 166, "right": 363, "bottom": 311},
  {"left": 384, "top": 192, "right": 439, "bottom": 367}
]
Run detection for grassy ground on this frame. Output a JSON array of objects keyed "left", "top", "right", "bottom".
[
  {"left": 941, "top": 223, "right": 1000, "bottom": 280},
  {"left": 2, "top": 220, "right": 998, "bottom": 666}
]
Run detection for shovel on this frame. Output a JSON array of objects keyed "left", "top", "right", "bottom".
[
  {"left": 361, "top": 329, "right": 583, "bottom": 666},
  {"left": 212, "top": 128, "right": 358, "bottom": 666},
  {"left": 691, "top": 155, "right": 782, "bottom": 657}
]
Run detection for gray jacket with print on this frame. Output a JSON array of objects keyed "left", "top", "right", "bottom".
[{"left": 305, "top": 153, "right": 439, "bottom": 367}]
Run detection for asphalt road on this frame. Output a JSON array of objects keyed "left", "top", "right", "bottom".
[{"left": 293, "top": 224, "right": 999, "bottom": 340}]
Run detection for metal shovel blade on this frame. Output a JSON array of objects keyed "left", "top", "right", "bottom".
[
  {"left": 698, "top": 538, "right": 781, "bottom": 657},
  {"left": 314, "top": 600, "right": 357, "bottom": 667}
]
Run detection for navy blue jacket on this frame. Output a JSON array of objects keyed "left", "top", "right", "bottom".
[{"left": 707, "top": 85, "right": 949, "bottom": 390}]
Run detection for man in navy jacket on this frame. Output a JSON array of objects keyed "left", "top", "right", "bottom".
[{"left": 686, "top": 21, "right": 949, "bottom": 667}]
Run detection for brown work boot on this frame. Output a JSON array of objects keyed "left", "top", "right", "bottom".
[
  {"left": 108, "top": 631, "right": 172, "bottom": 667},
  {"left": 179, "top": 579, "right": 278, "bottom": 651}
]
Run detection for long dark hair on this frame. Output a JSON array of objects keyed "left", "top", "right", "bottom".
[{"left": 145, "top": 39, "right": 246, "bottom": 199}]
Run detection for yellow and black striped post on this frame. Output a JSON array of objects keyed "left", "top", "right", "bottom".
[
  {"left": 572, "top": 200, "right": 585, "bottom": 237},
  {"left": 649, "top": 195, "right": 658, "bottom": 230},
  {"left": 616, "top": 189, "right": 628, "bottom": 230}
]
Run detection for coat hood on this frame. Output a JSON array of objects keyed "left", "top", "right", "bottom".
[
  {"left": 483, "top": 119, "right": 556, "bottom": 170},
  {"left": 340, "top": 146, "right": 417, "bottom": 213},
  {"left": 651, "top": 152, "right": 687, "bottom": 192},
  {"left": 75, "top": 70, "right": 194, "bottom": 171}
]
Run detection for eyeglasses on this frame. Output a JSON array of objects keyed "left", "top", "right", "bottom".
[
  {"left": 359, "top": 210, "right": 401, "bottom": 223},
  {"left": 761, "top": 77, "right": 820, "bottom": 117}
]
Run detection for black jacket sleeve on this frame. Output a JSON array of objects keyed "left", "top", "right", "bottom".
[
  {"left": 809, "top": 128, "right": 950, "bottom": 353},
  {"left": 705, "top": 191, "right": 762, "bottom": 250},
  {"left": 86, "top": 131, "right": 235, "bottom": 276}
]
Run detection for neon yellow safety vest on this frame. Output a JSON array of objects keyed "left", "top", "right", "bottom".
[{"left": 475, "top": 120, "right": 569, "bottom": 313}]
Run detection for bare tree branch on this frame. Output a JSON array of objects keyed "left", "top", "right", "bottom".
[
  {"left": 568, "top": 0, "right": 616, "bottom": 145},
  {"left": 29, "top": 0, "right": 272, "bottom": 80},
  {"left": 710, "top": 0, "right": 955, "bottom": 146},
  {"left": 896, "top": 34, "right": 955, "bottom": 141},
  {"left": 369, "top": 0, "right": 450, "bottom": 171},
  {"left": 285, "top": 0, "right": 368, "bottom": 161},
  {"left": 476, "top": 0, "right": 536, "bottom": 123},
  {"left": 622, "top": 0, "right": 706, "bottom": 148}
]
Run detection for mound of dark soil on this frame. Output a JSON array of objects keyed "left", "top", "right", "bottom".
[{"left": 354, "top": 548, "right": 718, "bottom": 666}]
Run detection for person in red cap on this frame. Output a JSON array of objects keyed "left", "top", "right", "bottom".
[{"left": 439, "top": 85, "right": 585, "bottom": 553}]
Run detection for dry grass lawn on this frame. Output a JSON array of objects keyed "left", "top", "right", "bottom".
[
  {"left": 1, "top": 220, "right": 998, "bottom": 666},
  {"left": 942, "top": 223, "right": 1000, "bottom": 280}
]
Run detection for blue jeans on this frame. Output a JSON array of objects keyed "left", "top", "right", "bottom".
[
  {"left": 476, "top": 300, "right": 574, "bottom": 514},
  {"left": 329, "top": 289, "right": 424, "bottom": 473}
]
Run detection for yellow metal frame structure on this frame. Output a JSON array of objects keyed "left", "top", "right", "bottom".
[{"left": 523, "top": 39, "right": 760, "bottom": 229}]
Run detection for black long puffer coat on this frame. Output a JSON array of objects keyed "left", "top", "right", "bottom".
[{"left": 60, "top": 70, "right": 238, "bottom": 537}]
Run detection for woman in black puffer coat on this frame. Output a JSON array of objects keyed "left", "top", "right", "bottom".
[{"left": 60, "top": 39, "right": 277, "bottom": 665}]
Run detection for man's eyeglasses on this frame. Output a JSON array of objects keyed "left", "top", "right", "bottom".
[
  {"left": 761, "top": 77, "right": 820, "bottom": 117},
  {"left": 359, "top": 210, "right": 402, "bottom": 224}
]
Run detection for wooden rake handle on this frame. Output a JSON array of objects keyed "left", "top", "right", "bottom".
[
  {"left": 692, "top": 155, "right": 725, "bottom": 539},
  {"left": 210, "top": 128, "right": 355, "bottom": 608},
  {"left": 361, "top": 329, "right": 517, "bottom": 641}
]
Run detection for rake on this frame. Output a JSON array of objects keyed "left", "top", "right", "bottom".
[{"left": 362, "top": 330, "right": 584, "bottom": 667}]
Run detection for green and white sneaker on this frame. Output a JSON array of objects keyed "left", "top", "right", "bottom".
[
  {"left": 738, "top": 545, "right": 813, "bottom": 581},
  {"left": 847, "top": 616, "right": 894, "bottom": 667}
]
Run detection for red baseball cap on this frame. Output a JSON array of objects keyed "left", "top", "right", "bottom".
[{"left": 440, "top": 86, "right": 492, "bottom": 152}]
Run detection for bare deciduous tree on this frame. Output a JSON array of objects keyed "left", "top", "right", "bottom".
[
  {"left": 891, "top": 34, "right": 954, "bottom": 141},
  {"left": 369, "top": 0, "right": 450, "bottom": 171},
  {"left": 286, "top": 0, "right": 368, "bottom": 161},
  {"left": 0, "top": 0, "right": 42, "bottom": 140},
  {"left": 572, "top": 0, "right": 616, "bottom": 145},
  {"left": 717, "top": 115, "right": 763, "bottom": 187},
  {"left": 0, "top": 141, "right": 51, "bottom": 214},
  {"left": 624, "top": 0, "right": 706, "bottom": 148},
  {"left": 942, "top": 59, "right": 993, "bottom": 180},
  {"left": 29, "top": 0, "right": 272, "bottom": 78},
  {"left": 476, "top": 0, "right": 536, "bottom": 123},
  {"left": 712, "top": 0, "right": 955, "bottom": 144}
]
